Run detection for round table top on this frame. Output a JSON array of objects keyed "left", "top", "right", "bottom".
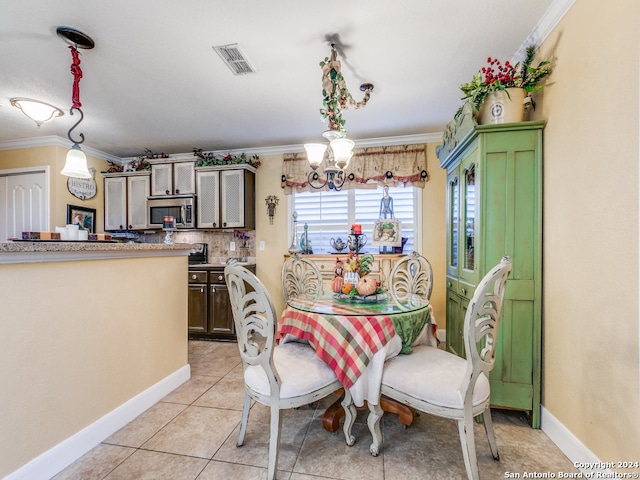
[{"left": 286, "top": 291, "right": 430, "bottom": 316}]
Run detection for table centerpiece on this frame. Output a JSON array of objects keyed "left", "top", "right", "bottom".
[{"left": 331, "top": 253, "right": 387, "bottom": 303}]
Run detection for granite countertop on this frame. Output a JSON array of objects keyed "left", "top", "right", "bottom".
[
  {"left": 0, "top": 241, "right": 195, "bottom": 253},
  {"left": 0, "top": 241, "right": 197, "bottom": 264}
]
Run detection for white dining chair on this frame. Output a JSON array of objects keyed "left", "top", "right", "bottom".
[
  {"left": 376, "top": 256, "right": 512, "bottom": 480},
  {"left": 388, "top": 251, "right": 433, "bottom": 301},
  {"left": 281, "top": 253, "right": 323, "bottom": 302},
  {"left": 224, "top": 263, "right": 351, "bottom": 480}
]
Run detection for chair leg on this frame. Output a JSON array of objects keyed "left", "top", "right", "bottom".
[
  {"left": 267, "top": 405, "right": 282, "bottom": 480},
  {"left": 367, "top": 401, "right": 383, "bottom": 457},
  {"left": 237, "top": 392, "right": 251, "bottom": 447},
  {"left": 457, "top": 411, "right": 480, "bottom": 480},
  {"left": 482, "top": 407, "right": 500, "bottom": 460}
]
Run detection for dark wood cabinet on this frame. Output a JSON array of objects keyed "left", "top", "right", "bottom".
[
  {"left": 188, "top": 272, "right": 208, "bottom": 333},
  {"left": 188, "top": 264, "right": 255, "bottom": 340}
]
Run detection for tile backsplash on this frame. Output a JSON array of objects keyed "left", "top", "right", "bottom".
[{"left": 137, "top": 230, "right": 255, "bottom": 264}]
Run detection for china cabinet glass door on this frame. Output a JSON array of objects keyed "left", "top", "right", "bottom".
[
  {"left": 459, "top": 151, "right": 479, "bottom": 288},
  {"left": 446, "top": 170, "right": 459, "bottom": 279}
]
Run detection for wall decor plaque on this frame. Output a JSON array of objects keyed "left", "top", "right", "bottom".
[{"left": 67, "top": 167, "right": 97, "bottom": 200}]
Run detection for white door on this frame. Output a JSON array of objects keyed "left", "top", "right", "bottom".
[{"left": 0, "top": 169, "right": 49, "bottom": 242}]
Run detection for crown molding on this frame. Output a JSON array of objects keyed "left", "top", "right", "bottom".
[
  {"left": 514, "top": 0, "right": 576, "bottom": 60},
  {"left": 0, "top": 135, "right": 122, "bottom": 163},
  {"left": 120, "top": 132, "right": 444, "bottom": 162}
]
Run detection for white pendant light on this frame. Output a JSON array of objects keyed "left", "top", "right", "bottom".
[
  {"left": 57, "top": 26, "right": 94, "bottom": 179},
  {"left": 61, "top": 144, "right": 91, "bottom": 178}
]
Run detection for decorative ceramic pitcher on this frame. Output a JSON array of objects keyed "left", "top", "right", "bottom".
[{"left": 330, "top": 237, "right": 347, "bottom": 253}]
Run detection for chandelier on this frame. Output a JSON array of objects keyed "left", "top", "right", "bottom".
[
  {"left": 57, "top": 26, "right": 95, "bottom": 179},
  {"left": 304, "top": 43, "right": 374, "bottom": 191}
]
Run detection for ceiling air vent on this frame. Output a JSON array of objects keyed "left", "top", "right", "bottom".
[{"left": 212, "top": 43, "right": 256, "bottom": 75}]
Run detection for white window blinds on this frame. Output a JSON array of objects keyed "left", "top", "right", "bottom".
[{"left": 292, "top": 185, "right": 419, "bottom": 254}]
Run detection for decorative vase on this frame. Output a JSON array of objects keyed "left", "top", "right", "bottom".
[{"left": 478, "top": 87, "right": 528, "bottom": 125}]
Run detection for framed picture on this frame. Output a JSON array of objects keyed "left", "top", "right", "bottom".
[
  {"left": 67, "top": 204, "right": 96, "bottom": 233},
  {"left": 372, "top": 219, "right": 402, "bottom": 247}
]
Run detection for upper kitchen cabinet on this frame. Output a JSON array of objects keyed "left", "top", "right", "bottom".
[
  {"left": 150, "top": 159, "right": 196, "bottom": 196},
  {"left": 196, "top": 165, "right": 256, "bottom": 229},
  {"left": 103, "top": 171, "right": 150, "bottom": 231}
]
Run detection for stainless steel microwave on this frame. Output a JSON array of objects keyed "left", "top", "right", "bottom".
[{"left": 147, "top": 195, "right": 195, "bottom": 229}]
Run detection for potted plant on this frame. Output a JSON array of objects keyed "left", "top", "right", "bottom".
[{"left": 459, "top": 45, "right": 552, "bottom": 124}]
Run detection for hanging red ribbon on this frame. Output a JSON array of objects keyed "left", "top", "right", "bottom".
[{"left": 69, "top": 45, "right": 83, "bottom": 109}]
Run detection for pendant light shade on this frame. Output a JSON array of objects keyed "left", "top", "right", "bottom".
[
  {"left": 61, "top": 144, "right": 91, "bottom": 178},
  {"left": 329, "top": 138, "right": 354, "bottom": 170},
  {"left": 304, "top": 143, "right": 327, "bottom": 169}
]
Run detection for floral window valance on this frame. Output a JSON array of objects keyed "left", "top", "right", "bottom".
[{"left": 281, "top": 144, "right": 428, "bottom": 194}]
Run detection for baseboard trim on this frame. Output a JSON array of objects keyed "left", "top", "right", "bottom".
[
  {"left": 541, "top": 406, "right": 612, "bottom": 474},
  {"left": 5, "top": 364, "right": 191, "bottom": 480}
]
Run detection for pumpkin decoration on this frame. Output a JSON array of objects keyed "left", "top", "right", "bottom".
[
  {"left": 341, "top": 282, "right": 353, "bottom": 295},
  {"left": 356, "top": 276, "right": 377, "bottom": 296},
  {"left": 332, "top": 276, "right": 344, "bottom": 293}
]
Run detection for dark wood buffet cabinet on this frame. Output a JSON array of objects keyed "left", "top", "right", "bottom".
[{"left": 188, "top": 264, "right": 256, "bottom": 340}]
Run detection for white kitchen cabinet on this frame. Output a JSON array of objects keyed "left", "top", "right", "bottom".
[
  {"left": 195, "top": 164, "right": 255, "bottom": 229},
  {"left": 150, "top": 160, "right": 195, "bottom": 196},
  {"left": 103, "top": 171, "right": 150, "bottom": 231}
]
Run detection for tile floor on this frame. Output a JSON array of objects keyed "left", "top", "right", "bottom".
[{"left": 53, "top": 340, "right": 578, "bottom": 480}]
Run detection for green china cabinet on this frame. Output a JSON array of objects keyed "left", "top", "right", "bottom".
[{"left": 437, "top": 115, "right": 543, "bottom": 427}]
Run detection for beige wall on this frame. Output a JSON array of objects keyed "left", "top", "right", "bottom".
[
  {"left": 0, "top": 146, "right": 108, "bottom": 232},
  {"left": 254, "top": 147, "right": 447, "bottom": 326},
  {"left": 536, "top": 0, "right": 639, "bottom": 462},
  {"left": 0, "top": 255, "right": 188, "bottom": 478}
]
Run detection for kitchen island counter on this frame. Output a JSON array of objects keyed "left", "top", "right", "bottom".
[
  {"left": 0, "top": 241, "right": 196, "bottom": 264},
  {"left": 0, "top": 241, "right": 191, "bottom": 479}
]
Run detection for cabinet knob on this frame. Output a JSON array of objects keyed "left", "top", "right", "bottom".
[
  {"left": 200, "top": 287, "right": 204, "bottom": 293},
  {"left": 211, "top": 286, "right": 216, "bottom": 293},
  {"left": 223, "top": 222, "right": 227, "bottom": 227},
  {"left": 165, "top": 189, "right": 170, "bottom": 195},
  {"left": 176, "top": 189, "right": 180, "bottom": 194},
  {"left": 447, "top": 281, "right": 452, "bottom": 288},
  {"left": 212, "top": 222, "right": 216, "bottom": 228},
  {"left": 461, "top": 288, "right": 467, "bottom": 295},
  {"left": 128, "top": 224, "right": 132, "bottom": 229},
  {"left": 218, "top": 275, "right": 224, "bottom": 281},
  {"left": 191, "top": 274, "right": 197, "bottom": 280}
]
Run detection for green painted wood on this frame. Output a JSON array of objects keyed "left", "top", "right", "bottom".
[{"left": 441, "top": 121, "right": 543, "bottom": 428}]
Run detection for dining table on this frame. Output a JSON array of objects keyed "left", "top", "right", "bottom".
[{"left": 277, "top": 290, "right": 437, "bottom": 453}]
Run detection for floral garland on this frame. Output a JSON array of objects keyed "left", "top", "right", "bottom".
[{"left": 193, "top": 149, "right": 260, "bottom": 168}]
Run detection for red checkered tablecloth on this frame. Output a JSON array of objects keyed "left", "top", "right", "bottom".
[{"left": 278, "top": 306, "right": 395, "bottom": 388}]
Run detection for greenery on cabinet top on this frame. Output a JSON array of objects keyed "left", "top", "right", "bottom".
[{"left": 193, "top": 149, "right": 261, "bottom": 168}]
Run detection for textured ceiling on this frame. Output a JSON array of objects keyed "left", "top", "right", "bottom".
[{"left": 0, "top": 0, "right": 556, "bottom": 159}]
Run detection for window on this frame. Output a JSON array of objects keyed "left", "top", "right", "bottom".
[{"left": 292, "top": 185, "right": 420, "bottom": 254}]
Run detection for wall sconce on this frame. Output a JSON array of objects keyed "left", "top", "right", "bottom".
[
  {"left": 265, "top": 195, "right": 279, "bottom": 225},
  {"left": 10, "top": 98, "right": 64, "bottom": 127}
]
